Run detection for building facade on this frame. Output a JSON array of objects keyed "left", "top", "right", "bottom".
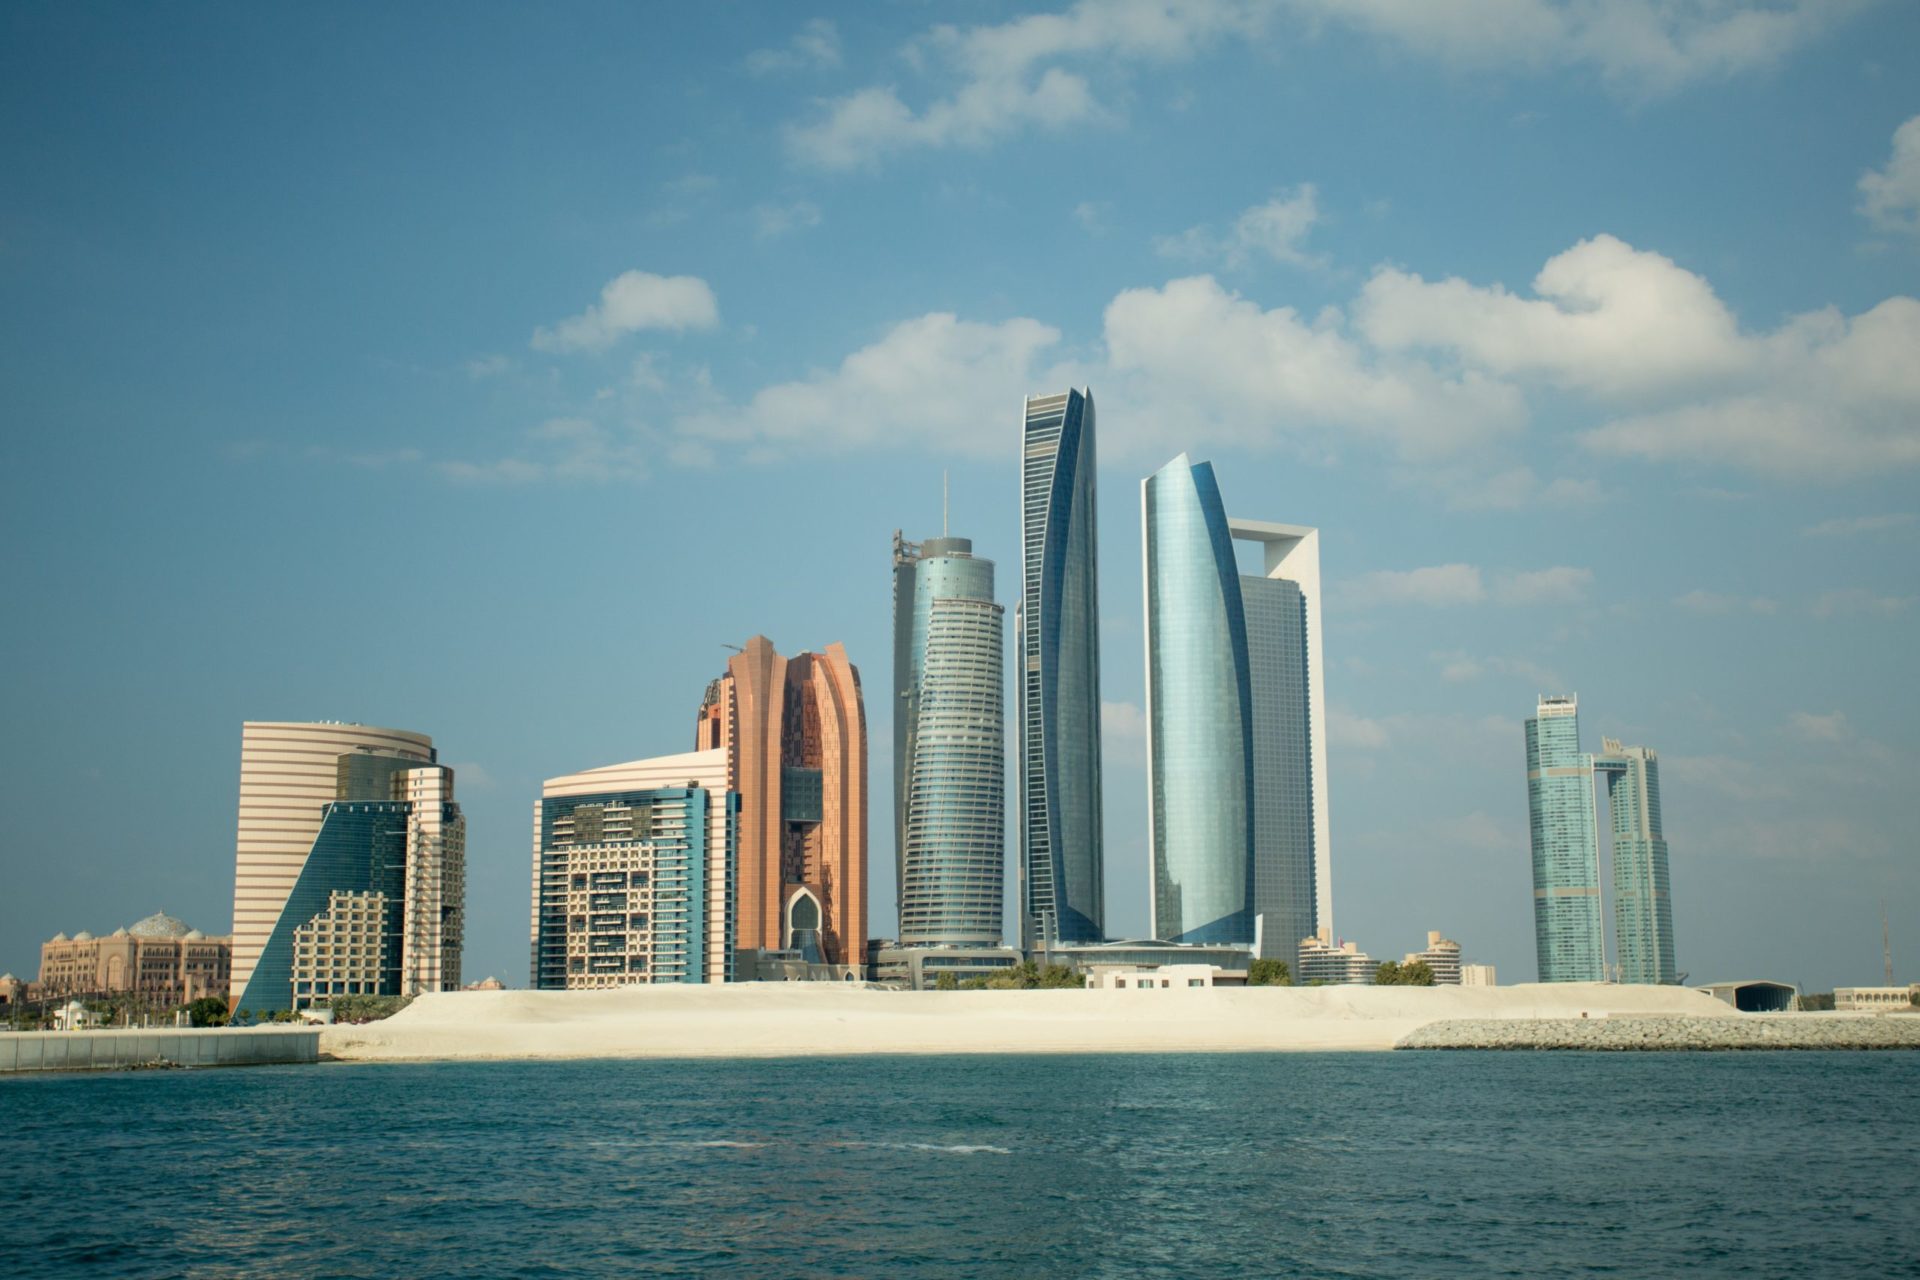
[
  {"left": 1403, "top": 932, "right": 1464, "bottom": 985},
  {"left": 1525, "top": 696, "right": 1606, "bottom": 982},
  {"left": 1595, "top": 739, "right": 1678, "bottom": 984},
  {"left": 1140, "top": 454, "right": 1329, "bottom": 958},
  {"left": 892, "top": 530, "right": 1005, "bottom": 948},
  {"left": 1298, "top": 927, "right": 1373, "bottom": 985},
  {"left": 1460, "top": 963, "right": 1497, "bottom": 987},
  {"left": 37, "top": 912, "right": 231, "bottom": 1007},
  {"left": 230, "top": 722, "right": 465, "bottom": 1013},
  {"left": 531, "top": 749, "right": 735, "bottom": 989},
  {"left": 696, "top": 638, "right": 868, "bottom": 969},
  {"left": 1018, "top": 389, "right": 1106, "bottom": 950}
]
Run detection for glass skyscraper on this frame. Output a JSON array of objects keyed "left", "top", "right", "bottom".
[
  {"left": 1018, "top": 389, "right": 1104, "bottom": 949},
  {"left": 1524, "top": 695, "right": 1606, "bottom": 981},
  {"left": 1597, "top": 740, "right": 1677, "bottom": 984},
  {"left": 1142, "top": 455, "right": 1327, "bottom": 956},
  {"left": 892, "top": 530, "right": 1005, "bottom": 947}
]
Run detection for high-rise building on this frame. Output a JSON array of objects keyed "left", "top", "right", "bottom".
[
  {"left": 1018, "top": 388, "right": 1105, "bottom": 950},
  {"left": 1402, "top": 931, "right": 1464, "bottom": 985},
  {"left": 893, "top": 529, "right": 1005, "bottom": 948},
  {"left": 1140, "top": 453, "right": 1329, "bottom": 957},
  {"left": 1524, "top": 696, "right": 1605, "bottom": 982},
  {"left": 1297, "top": 927, "right": 1373, "bottom": 985},
  {"left": 1596, "top": 739, "right": 1677, "bottom": 984},
  {"left": 230, "top": 722, "right": 465, "bottom": 1013},
  {"left": 530, "top": 749, "right": 736, "bottom": 988},
  {"left": 696, "top": 637, "right": 868, "bottom": 969}
]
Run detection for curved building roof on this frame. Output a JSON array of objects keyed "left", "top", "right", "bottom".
[
  {"left": 72, "top": 931, "right": 94, "bottom": 942},
  {"left": 127, "top": 912, "right": 193, "bottom": 939}
]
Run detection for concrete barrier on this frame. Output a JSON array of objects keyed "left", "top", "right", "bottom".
[{"left": 0, "top": 1027, "right": 321, "bottom": 1073}]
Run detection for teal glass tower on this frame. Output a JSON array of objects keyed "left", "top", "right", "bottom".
[
  {"left": 1596, "top": 740, "right": 1677, "bottom": 984},
  {"left": 1142, "top": 454, "right": 1325, "bottom": 955},
  {"left": 1525, "top": 695, "right": 1606, "bottom": 981},
  {"left": 1017, "top": 389, "right": 1105, "bottom": 949},
  {"left": 892, "top": 528, "right": 1005, "bottom": 947}
]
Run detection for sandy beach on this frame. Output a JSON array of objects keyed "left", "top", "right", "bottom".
[{"left": 319, "top": 981, "right": 1739, "bottom": 1062}]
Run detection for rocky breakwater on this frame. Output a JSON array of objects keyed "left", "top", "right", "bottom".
[{"left": 1397, "top": 1014, "right": 1920, "bottom": 1051}]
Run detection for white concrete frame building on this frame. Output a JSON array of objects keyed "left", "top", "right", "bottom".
[
  {"left": 231, "top": 721, "right": 436, "bottom": 1002},
  {"left": 535, "top": 749, "right": 734, "bottom": 983}
]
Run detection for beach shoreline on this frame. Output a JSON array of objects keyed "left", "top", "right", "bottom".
[{"left": 316, "top": 981, "right": 1848, "bottom": 1062}]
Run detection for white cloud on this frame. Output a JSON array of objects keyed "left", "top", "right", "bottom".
[
  {"left": 1492, "top": 566, "right": 1592, "bottom": 604},
  {"left": 1289, "top": 0, "right": 1862, "bottom": 98},
  {"left": 1431, "top": 651, "right": 1564, "bottom": 687},
  {"left": 1074, "top": 200, "right": 1110, "bottom": 233},
  {"left": 1859, "top": 114, "right": 1920, "bottom": 235},
  {"left": 438, "top": 417, "right": 650, "bottom": 484},
  {"left": 1414, "top": 465, "right": 1604, "bottom": 511},
  {"left": 1156, "top": 185, "right": 1322, "bottom": 268},
  {"left": 1674, "top": 589, "right": 1779, "bottom": 616},
  {"left": 1789, "top": 710, "right": 1849, "bottom": 743},
  {"left": 532, "top": 271, "right": 721, "bottom": 353},
  {"left": 1802, "top": 512, "right": 1915, "bottom": 537},
  {"left": 1328, "top": 706, "right": 1391, "bottom": 750},
  {"left": 465, "top": 354, "right": 512, "bottom": 379},
  {"left": 788, "top": 2, "right": 1857, "bottom": 169},
  {"left": 753, "top": 200, "right": 823, "bottom": 239},
  {"left": 746, "top": 18, "right": 842, "bottom": 74},
  {"left": 1663, "top": 753, "right": 1774, "bottom": 802},
  {"left": 1358, "top": 234, "right": 1749, "bottom": 395},
  {"left": 1347, "top": 564, "right": 1487, "bottom": 607},
  {"left": 675, "top": 312, "right": 1061, "bottom": 459},
  {"left": 1098, "top": 275, "right": 1526, "bottom": 461},
  {"left": 1810, "top": 588, "right": 1916, "bottom": 618},
  {"left": 1101, "top": 699, "right": 1148, "bottom": 765}
]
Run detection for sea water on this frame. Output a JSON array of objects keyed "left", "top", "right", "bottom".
[{"left": 2, "top": 1051, "right": 1915, "bottom": 1277}]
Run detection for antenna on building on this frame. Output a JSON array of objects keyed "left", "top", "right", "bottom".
[
  {"left": 721, "top": 642, "right": 744, "bottom": 654},
  {"left": 1886, "top": 906, "right": 1895, "bottom": 986},
  {"left": 942, "top": 469, "right": 949, "bottom": 538}
]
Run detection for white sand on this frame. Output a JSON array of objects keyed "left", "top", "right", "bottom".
[{"left": 319, "top": 981, "right": 1736, "bottom": 1062}]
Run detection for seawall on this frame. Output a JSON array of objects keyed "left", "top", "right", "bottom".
[
  {"left": 1397, "top": 1015, "right": 1920, "bottom": 1051},
  {"left": 0, "top": 1027, "right": 321, "bottom": 1074}
]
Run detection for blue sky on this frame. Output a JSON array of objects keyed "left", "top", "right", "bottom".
[{"left": 2, "top": 1, "right": 1916, "bottom": 992}]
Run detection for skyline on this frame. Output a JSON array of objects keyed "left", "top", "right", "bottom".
[{"left": 2, "top": 4, "right": 1917, "bottom": 993}]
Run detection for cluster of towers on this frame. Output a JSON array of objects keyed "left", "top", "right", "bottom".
[
  {"left": 894, "top": 390, "right": 1332, "bottom": 962},
  {"left": 1525, "top": 694, "right": 1678, "bottom": 984}
]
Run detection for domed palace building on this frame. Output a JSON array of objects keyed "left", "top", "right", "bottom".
[{"left": 37, "top": 912, "right": 231, "bottom": 1006}]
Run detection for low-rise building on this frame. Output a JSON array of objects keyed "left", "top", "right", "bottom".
[
  {"left": 0, "top": 973, "right": 26, "bottom": 1010},
  {"left": 1085, "top": 963, "right": 1245, "bottom": 990},
  {"left": 1460, "top": 964, "right": 1497, "bottom": 987},
  {"left": 868, "top": 945, "right": 1024, "bottom": 989},
  {"left": 1298, "top": 927, "right": 1372, "bottom": 985},
  {"left": 1403, "top": 932, "right": 1463, "bottom": 985},
  {"left": 1834, "top": 986, "right": 1919, "bottom": 1012},
  {"left": 1045, "top": 939, "right": 1254, "bottom": 975},
  {"left": 37, "top": 912, "right": 232, "bottom": 1007}
]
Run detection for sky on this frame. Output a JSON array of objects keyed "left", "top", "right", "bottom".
[{"left": 2, "top": 1, "right": 1916, "bottom": 994}]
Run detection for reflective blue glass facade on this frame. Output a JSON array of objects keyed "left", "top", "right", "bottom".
[
  {"left": 893, "top": 534, "right": 1005, "bottom": 947},
  {"left": 1018, "top": 389, "right": 1105, "bottom": 948},
  {"left": 1598, "top": 745, "right": 1677, "bottom": 984},
  {"left": 1525, "top": 697, "right": 1606, "bottom": 981},
  {"left": 1143, "top": 454, "right": 1255, "bottom": 945},
  {"left": 232, "top": 800, "right": 413, "bottom": 1014}
]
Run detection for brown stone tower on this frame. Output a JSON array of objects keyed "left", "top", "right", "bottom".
[{"left": 697, "top": 636, "right": 868, "bottom": 968}]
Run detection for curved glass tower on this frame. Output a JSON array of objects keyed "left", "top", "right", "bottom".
[
  {"left": 1018, "top": 389, "right": 1105, "bottom": 949},
  {"left": 1143, "top": 455, "right": 1256, "bottom": 945},
  {"left": 1597, "top": 740, "right": 1677, "bottom": 984},
  {"left": 893, "top": 532, "right": 1005, "bottom": 946},
  {"left": 1525, "top": 695, "right": 1606, "bottom": 982}
]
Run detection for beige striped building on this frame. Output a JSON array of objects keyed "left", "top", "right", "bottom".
[{"left": 230, "top": 721, "right": 437, "bottom": 1003}]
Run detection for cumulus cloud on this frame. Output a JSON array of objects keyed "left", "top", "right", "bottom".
[
  {"left": 1358, "top": 234, "right": 1750, "bottom": 395},
  {"left": 786, "top": 2, "right": 1858, "bottom": 169},
  {"left": 1099, "top": 275, "right": 1525, "bottom": 461},
  {"left": 746, "top": 18, "right": 842, "bottom": 74},
  {"left": 1810, "top": 588, "right": 1916, "bottom": 618},
  {"left": 1859, "top": 114, "right": 1920, "bottom": 235},
  {"left": 532, "top": 271, "right": 721, "bottom": 353},
  {"left": 438, "top": 417, "right": 650, "bottom": 484},
  {"left": 1328, "top": 706, "right": 1391, "bottom": 750},
  {"left": 1156, "top": 185, "right": 1322, "bottom": 268},
  {"left": 1492, "top": 566, "right": 1593, "bottom": 604},
  {"left": 675, "top": 312, "right": 1061, "bottom": 458},
  {"left": 1433, "top": 651, "right": 1564, "bottom": 687}
]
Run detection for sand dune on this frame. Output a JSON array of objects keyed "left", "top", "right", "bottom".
[{"left": 320, "top": 981, "right": 1736, "bottom": 1062}]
